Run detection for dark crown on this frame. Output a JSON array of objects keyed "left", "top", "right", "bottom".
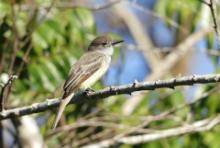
[
  {"left": 88, "top": 35, "right": 123, "bottom": 51},
  {"left": 89, "top": 36, "right": 111, "bottom": 48}
]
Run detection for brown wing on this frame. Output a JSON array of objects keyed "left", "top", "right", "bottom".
[{"left": 63, "top": 51, "right": 104, "bottom": 97}]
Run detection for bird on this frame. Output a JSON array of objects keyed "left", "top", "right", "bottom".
[{"left": 52, "top": 35, "right": 123, "bottom": 129}]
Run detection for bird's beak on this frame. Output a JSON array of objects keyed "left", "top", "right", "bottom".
[{"left": 112, "top": 40, "right": 124, "bottom": 46}]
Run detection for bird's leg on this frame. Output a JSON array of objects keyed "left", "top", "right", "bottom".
[
  {"left": 85, "top": 88, "right": 96, "bottom": 92},
  {"left": 81, "top": 88, "right": 96, "bottom": 96}
]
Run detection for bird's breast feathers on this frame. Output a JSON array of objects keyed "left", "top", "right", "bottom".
[{"left": 80, "top": 55, "right": 111, "bottom": 89}]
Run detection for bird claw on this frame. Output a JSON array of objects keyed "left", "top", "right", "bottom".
[
  {"left": 85, "top": 88, "right": 95, "bottom": 92},
  {"left": 83, "top": 88, "right": 95, "bottom": 96}
]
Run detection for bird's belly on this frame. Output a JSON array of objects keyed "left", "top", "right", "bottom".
[{"left": 80, "top": 58, "right": 110, "bottom": 89}]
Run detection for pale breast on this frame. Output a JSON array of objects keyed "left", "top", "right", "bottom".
[{"left": 80, "top": 55, "right": 111, "bottom": 89}]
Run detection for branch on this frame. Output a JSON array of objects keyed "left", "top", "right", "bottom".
[
  {"left": 83, "top": 114, "right": 220, "bottom": 147},
  {"left": 122, "top": 27, "right": 211, "bottom": 115},
  {"left": 0, "top": 74, "right": 220, "bottom": 120},
  {"left": 0, "top": 75, "right": 17, "bottom": 111},
  {"left": 201, "top": 0, "right": 218, "bottom": 33},
  {"left": 201, "top": 0, "right": 220, "bottom": 49},
  {"left": 48, "top": 120, "right": 121, "bottom": 136},
  {"left": 0, "top": 74, "right": 17, "bottom": 148},
  {"left": 82, "top": 85, "right": 220, "bottom": 147},
  {"left": 112, "top": 1, "right": 160, "bottom": 70}
]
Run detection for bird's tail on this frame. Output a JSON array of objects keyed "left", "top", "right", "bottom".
[{"left": 52, "top": 93, "right": 74, "bottom": 129}]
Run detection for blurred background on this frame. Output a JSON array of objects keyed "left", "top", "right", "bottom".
[{"left": 0, "top": 0, "right": 220, "bottom": 147}]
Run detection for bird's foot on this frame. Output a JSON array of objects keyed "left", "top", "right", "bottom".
[
  {"left": 83, "top": 88, "right": 95, "bottom": 96},
  {"left": 85, "top": 88, "right": 96, "bottom": 92}
]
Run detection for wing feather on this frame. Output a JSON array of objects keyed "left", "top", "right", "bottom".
[{"left": 63, "top": 52, "right": 104, "bottom": 97}]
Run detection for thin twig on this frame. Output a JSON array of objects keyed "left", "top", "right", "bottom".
[
  {"left": 0, "top": 74, "right": 17, "bottom": 148},
  {"left": 201, "top": 0, "right": 220, "bottom": 49},
  {"left": 206, "top": 49, "right": 220, "bottom": 56},
  {"left": 86, "top": 85, "right": 220, "bottom": 147},
  {"left": 113, "top": 1, "right": 159, "bottom": 70},
  {"left": 156, "top": 84, "right": 220, "bottom": 117},
  {"left": 48, "top": 120, "right": 122, "bottom": 136},
  {"left": 4, "top": 1, "right": 19, "bottom": 106},
  {"left": 16, "top": 0, "right": 55, "bottom": 77},
  {"left": 83, "top": 114, "right": 220, "bottom": 147},
  {"left": 0, "top": 75, "right": 17, "bottom": 111},
  {"left": 16, "top": 41, "right": 32, "bottom": 76},
  {"left": 76, "top": 129, "right": 114, "bottom": 147},
  {"left": 8, "top": 0, "right": 19, "bottom": 74}
]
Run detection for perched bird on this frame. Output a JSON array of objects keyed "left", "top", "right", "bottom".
[{"left": 52, "top": 35, "right": 123, "bottom": 129}]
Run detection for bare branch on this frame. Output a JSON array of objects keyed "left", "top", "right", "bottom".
[
  {"left": 84, "top": 114, "right": 220, "bottom": 147},
  {"left": 0, "top": 74, "right": 17, "bottom": 148},
  {"left": 201, "top": 0, "right": 220, "bottom": 49},
  {"left": 200, "top": 0, "right": 210, "bottom": 6},
  {"left": 206, "top": 49, "right": 220, "bottom": 56},
  {"left": 82, "top": 85, "right": 220, "bottom": 147},
  {"left": 48, "top": 120, "right": 122, "bottom": 137},
  {"left": 121, "top": 115, "right": 220, "bottom": 144},
  {"left": 0, "top": 75, "right": 17, "bottom": 111},
  {"left": 122, "top": 27, "right": 211, "bottom": 115},
  {"left": 112, "top": 1, "right": 160, "bottom": 70},
  {"left": 8, "top": 0, "right": 19, "bottom": 74},
  {"left": 0, "top": 74, "right": 220, "bottom": 120}
]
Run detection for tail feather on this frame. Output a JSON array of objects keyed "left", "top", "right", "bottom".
[{"left": 52, "top": 93, "right": 74, "bottom": 129}]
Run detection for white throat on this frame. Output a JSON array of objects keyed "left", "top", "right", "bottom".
[{"left": 98, "top": 46, "right": 114, "bottom": 56}]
